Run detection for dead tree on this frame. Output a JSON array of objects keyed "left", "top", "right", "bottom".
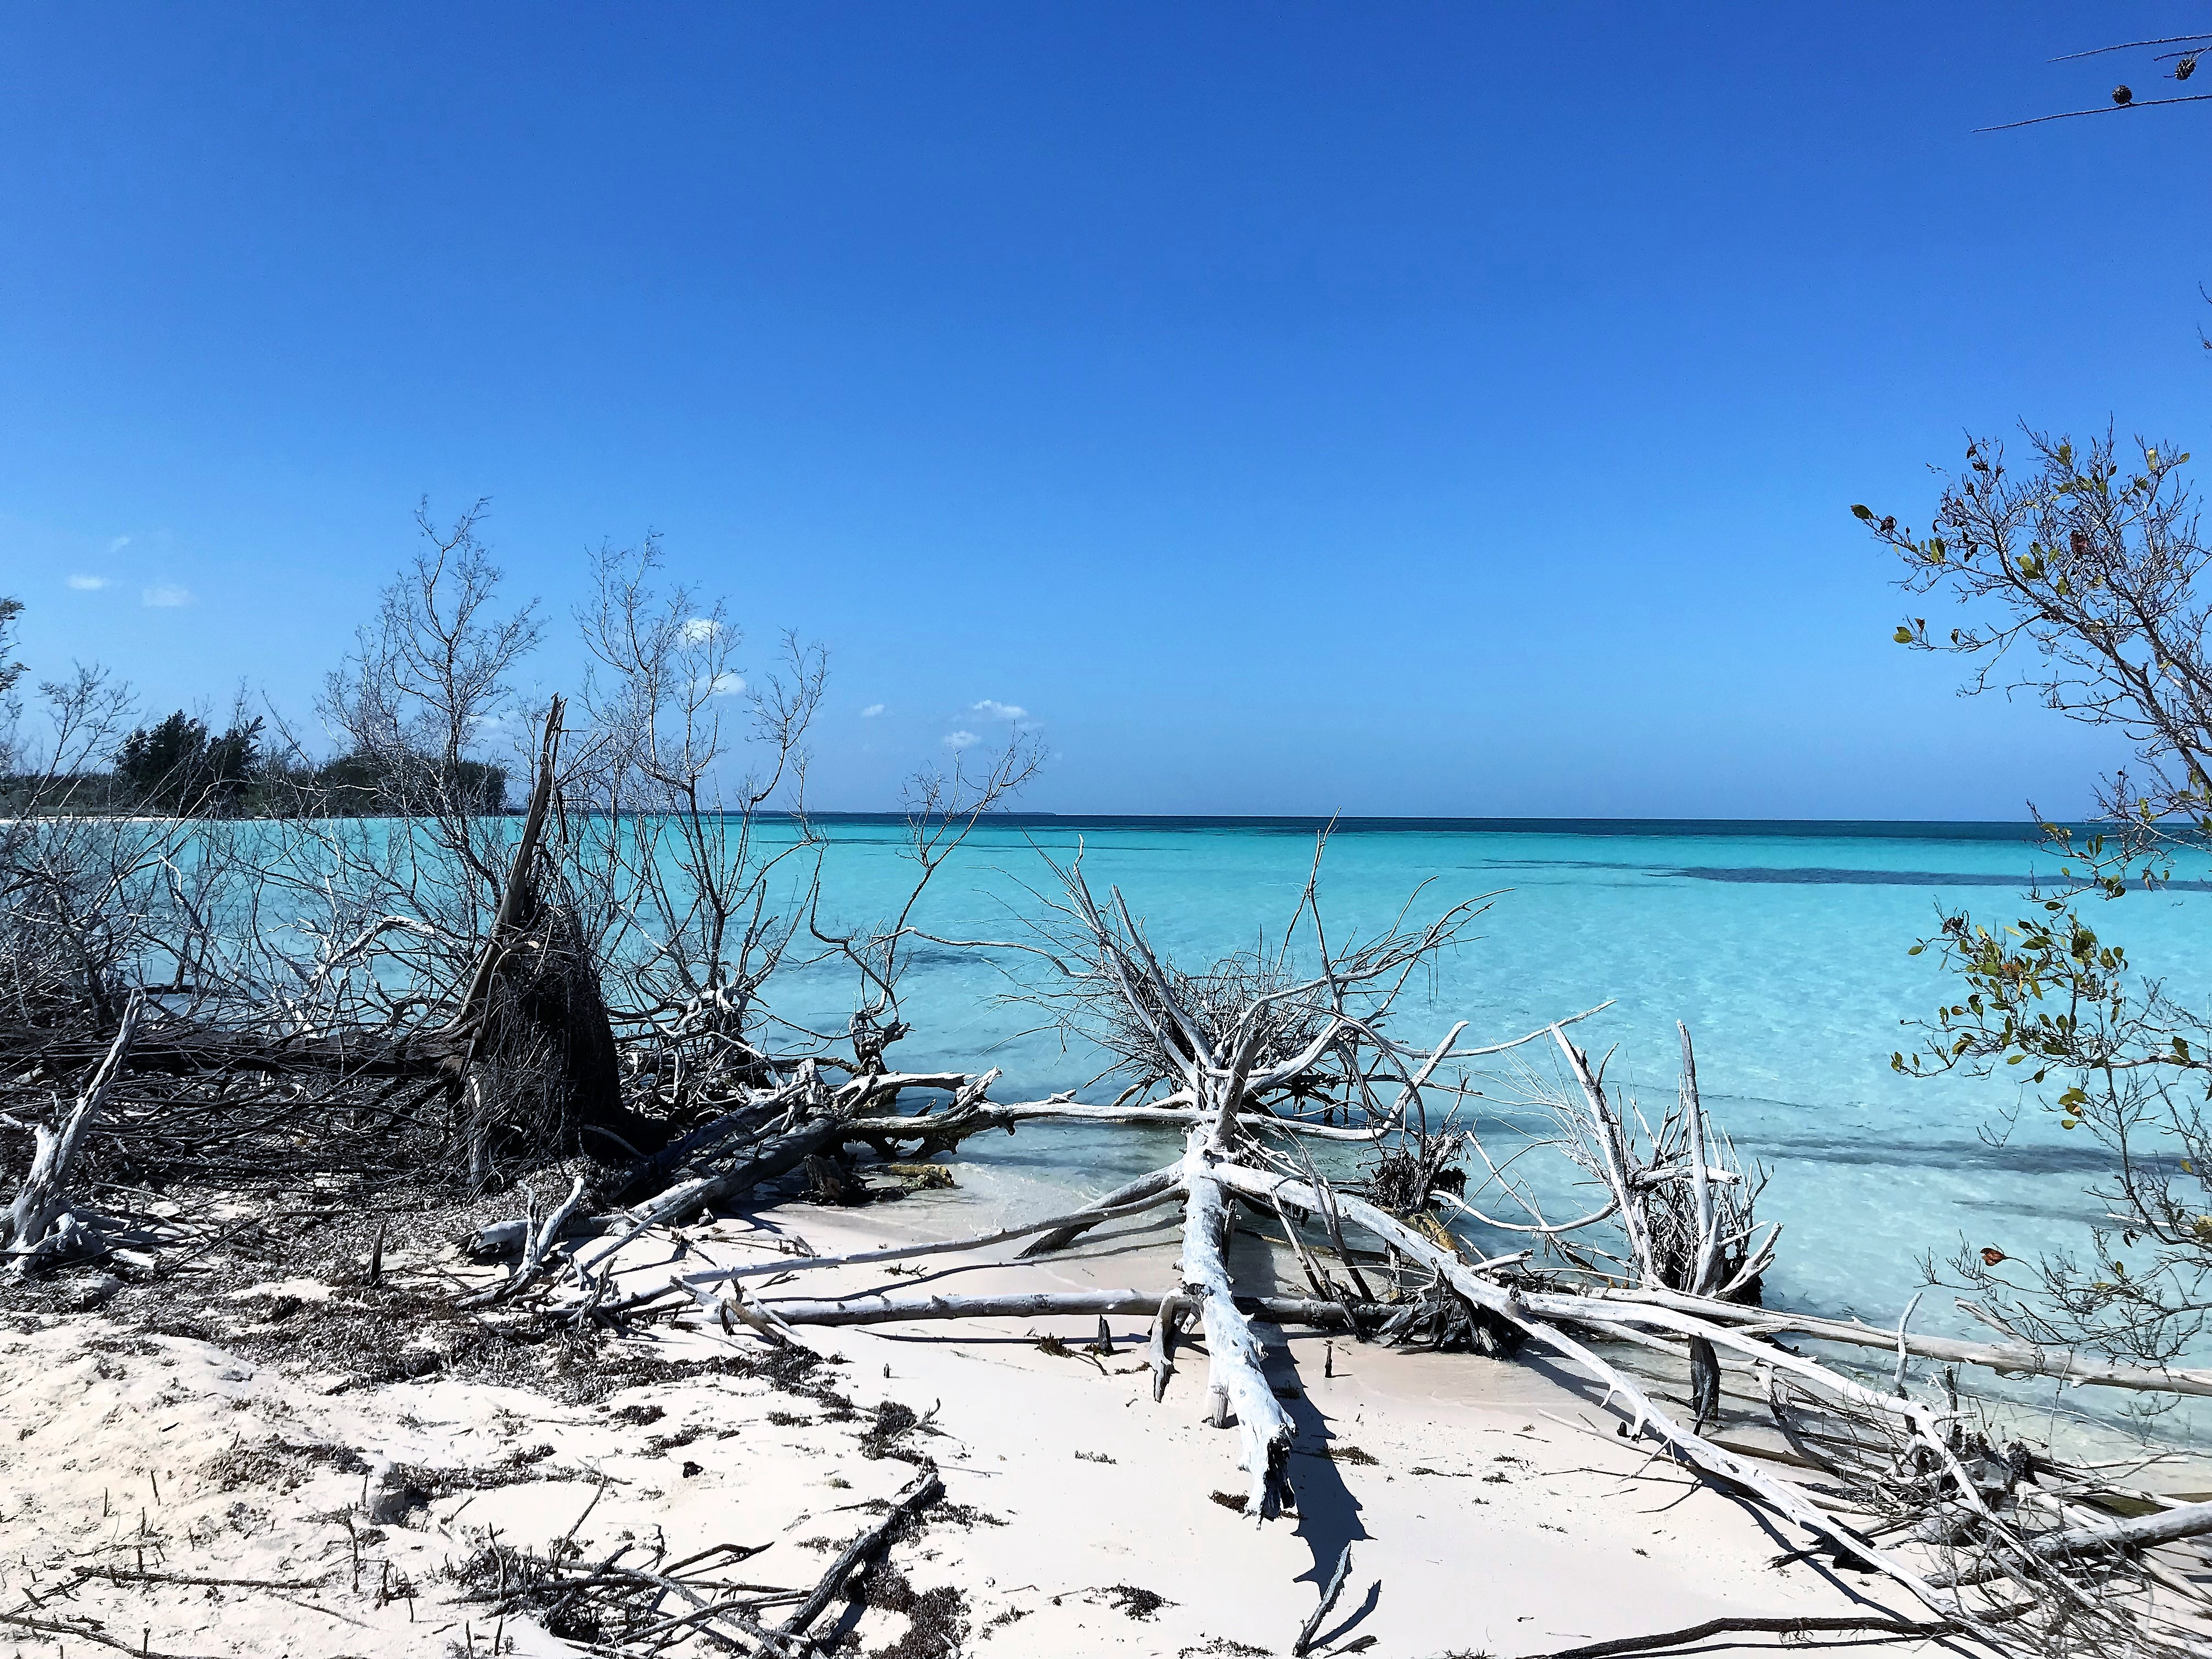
[
  {"left": 2, "top": 993, "right": 143, "bottom": 1271},
  {"left": 430, "top": 697, "right": 644, "bottom": 1185}
]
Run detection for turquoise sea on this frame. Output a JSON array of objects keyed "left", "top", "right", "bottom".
[{"left": 767, "top": 816, "right": 2212, "bottom": 1389}]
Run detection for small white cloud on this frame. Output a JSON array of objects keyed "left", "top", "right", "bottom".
[
  {"left": 860, "top": 703, "right": 885, "bottom": 718},
  {"left": 67, "top": 574, "right": 111, "bottom": 590},
  {"left": 109, "top": 535, "right": 131, "bottom": 553},
  {"left": 142, "top": 584, "right": 193, "bottom": 608},
  {"left": 942, "top": 730, "right": 979, "bottom": 750},
  {"left": 680, "top": 617, "right": 721, "bottom": 644},
  {"left": 704, "top": 672, "right": 747, "bottom": 698},
  {"left": 969, "top": 699, "right": 1028, "bottom": 722}
]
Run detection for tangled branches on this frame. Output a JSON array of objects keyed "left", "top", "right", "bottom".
[{"left": 1768, "top": 1371, "right": 2212, "bottom": 1659}]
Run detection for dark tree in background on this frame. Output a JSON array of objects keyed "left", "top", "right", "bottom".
[
  {"left": 115, "top": 712, "right": 208, "bottom": 800},
  {"left": 0, "top": 597, "right": 22, "bottom": 697},
  {"left": 0, "top": 596, "right": 21, "bottom": 784},
  {"left": 114, "top": 708, "right": 264, "bottom": 813}
]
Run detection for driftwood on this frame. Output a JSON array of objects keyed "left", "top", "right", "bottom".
[
  {"left": 1526, "top": 1613, "right": 1968, "bottom": 1659},
  {"left": 0, "top": 1607, "right": 212, "bottom": 1659},
  {"left": 1578, "top": 1284, "right": 2212, "bottom": 1399},
  {"left": 845, "top": 1094, "right": 1386, "bottom": 1145},
  {"left": 0, "top": 1022, "right": 448, "bottom": 1081},
  {"left": 566, "top": 1068, "right": 1007, "bottom": 1303},
  {"left": 3, "top": 992, "right": 143, "bottom": 1271},
  {"left": 1182, "top": 1133, "right": 1296, "bottom": 1516},
  {"left": 456, "top": 1532, "right": 802, "bottom": 1655},
  {"left": 732, "top": 1287, "right": 1358, "bottom": 1330},
  {"left": 1925, "top": 1499, "right": 2212, "bottom": 1588},
  {"left": 777, "top": 1469, "right": 944, "bottom": 1646},
  {"left": 677, "top": 1182, "right": 1187, "bottom": 1290},
  {"left": 459, "top": 1172, "right": 594, "bottom": 1308},
  {"left": 1148, "top": 1292, "right": 1182, "bottom": 1401},
  {"left": 1291, "top": 1543, "right": 1355, "bottom": 1656},
  {"left": 1019, "top": 1165, "right": 1185, "bottom": 1256}
]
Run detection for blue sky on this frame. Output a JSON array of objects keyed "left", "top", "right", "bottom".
[{"left": 2, "top": 4, "right": 2203, "bottom": 816}]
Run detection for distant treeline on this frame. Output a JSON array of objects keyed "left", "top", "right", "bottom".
[{"left": 1, "top": 707, "right": 509, "bottom": 818}]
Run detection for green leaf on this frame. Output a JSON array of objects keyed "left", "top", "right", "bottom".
[
  {"left": 1851, "top": 504, "right": 1875, "bottom": 521},
  {"left": 1894, "top": 626, "right": 1916, "bottom": 644}
]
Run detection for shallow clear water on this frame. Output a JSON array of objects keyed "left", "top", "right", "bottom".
[{"left": 765, "top": 816, "right": 2212, "bottom": 1388}]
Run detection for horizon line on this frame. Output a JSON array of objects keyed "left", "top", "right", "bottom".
[{"left": 784, "top": 811, "right": 2065, "bottom": 838}]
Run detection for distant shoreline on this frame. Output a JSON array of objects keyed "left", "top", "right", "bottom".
[
  {"left": 0, "top": 809, "right": 2120, "bottom": 839},
  {"left": 798, "top": 811, "right": 2072, "bottom": 838}
]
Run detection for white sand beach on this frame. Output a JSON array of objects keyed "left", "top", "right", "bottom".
[{"left": 0, "top": 1181, "right": 1984, "bottom": 1659}]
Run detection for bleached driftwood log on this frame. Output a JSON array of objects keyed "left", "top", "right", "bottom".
[
  {"left": 731, "top": 1287, "right": 1357, "bottom": 1330},
  {"left": 1020, "top": 1165, "right": 1184, "bottom": 1256},
  {"left": 1925, "top": 1499, "right": 2212, "bottom": 1589},
  {"left": 1567, "top": 1284, "right": 2212, "bottom": 1398},
  {"left": 677, "top": 1180, "right": 1186, "bottom": 1289},
  {"left": 1182, "top": 1132, "right": 1296, "bottom": 1515},
  {"left": 3, "top": 993, "right": 143, "bottom": 1273}
]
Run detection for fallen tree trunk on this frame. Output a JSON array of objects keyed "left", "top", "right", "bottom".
[
  {"left": 1516, "top": 1288, "right": 2000, "bottom": 1508},
  {"left": 507, "top": 1070, "right": 1033, "bottom": 1296},
  {"left": 1524, "top": 1613, "right": 1967, "bottom": 1659},
  {"left": 746, "top": 1286, "right": 1358, "bottom": 1329},
  {"left": 611, "top": 1074, "right": 814, "bottom": 1203},
  {"left": 1583, "top": 1284, "right": 2212, "bottom": 1400},
  {"left": 0, "top": 1022, "right": 447, "bottom": 1081},
  {"left": 1182, "top": 1137, "right": 1296, "bottom": 1520},
  {"left": 1926, "top": 1499, "right": 2212, "bottom": 1589},
  {"left": 1019, "top": 1165, "right": 1184, "bottom": 1256},
  {"left": 845, "top": 1096, "right": 1384, "bottom": 1146},
  {"left": 677, "top": 1182, "right": 1186, "bottom": 1289}
]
